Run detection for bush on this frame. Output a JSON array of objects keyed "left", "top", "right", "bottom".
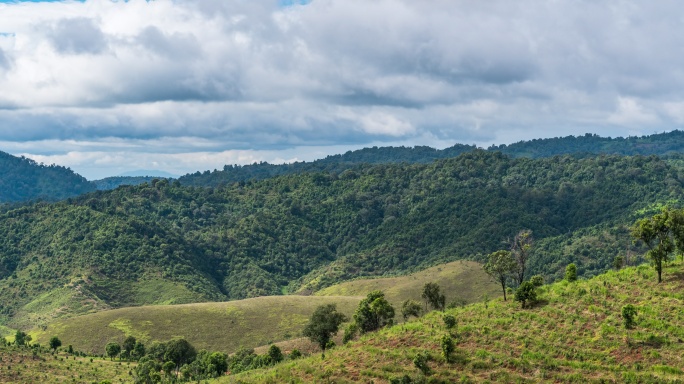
[
  {"left": 289, "top": 349, "right": 302, "bottom": 360},
  {"left": 530, "top": 275, "right": 544, "bottom": 287},
  {"left": 622, "top": 304, "right": 637, "bottom": 329},
  {"left": 441, "top": 335, "right": 455, "bottom": 363},
  {"left": 514, "top": 281, "right": 537, "bottom": 309},
  {"left": 413, "top": 352, "right": 430, "bottom": 375},
  {"left": 442, "top": 314, "right": 457, "bottom": 329}
]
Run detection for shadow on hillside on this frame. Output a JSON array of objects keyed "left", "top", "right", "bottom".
[{"left": 529, "top": 299, "right": 549, "bottom": 309}]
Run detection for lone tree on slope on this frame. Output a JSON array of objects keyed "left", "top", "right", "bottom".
[
  {"left": 421, "top": 283, "right": 446, "bottom": 311},
  {"left": 483, "top": 250, "right": 516, "bottom": 301},
  {"left": 511, "top": 229, "right": 533, "bottom": 285},
  {"left": 303, "top": 304, "right": 347, "bottom": 358}
]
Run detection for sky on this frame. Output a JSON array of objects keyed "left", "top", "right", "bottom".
[{"left": 0, "top": 0, "right": 683, "bottom": 179}]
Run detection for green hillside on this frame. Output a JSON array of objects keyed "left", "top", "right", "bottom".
[
  {"left": 229, "top": 262, "right": 684, "bottom": 383},
  {"left": 0, "top": 152, "right": 673, "bottom": 329},
  {"left": 31, "top": 260, "right": 498, "bottom": 355},
  {"left": 0, "top": 151, "right": 95, "bottom": 203}
]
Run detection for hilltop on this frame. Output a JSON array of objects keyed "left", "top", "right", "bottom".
[
  {"left": 229, "top": 262, "right": 684, "bottom": 383},
  {"left": 0, "top": 151, "right": 95, "bottom": 203}
]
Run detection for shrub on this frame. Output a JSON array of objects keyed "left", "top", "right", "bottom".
[
  {"left": 413, "top": 351, "right": 430, "bottom": 375},
  {"left": 441, "top": 335, "right": 455, "bottom": 363},
  {"left": 442, "top": 314, "right": 457, "bottom": 329},
  {"left": 530, "top": 275, "right": 544, "bottom": 287},
  {"left": 514, "top": 281, "right": 537, "bottom": 309},
  {"left": 622, "top": 304, "right": 637, "bottom": 329}
]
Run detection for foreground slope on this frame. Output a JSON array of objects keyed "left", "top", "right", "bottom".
[{"left": 230, "top": 263, "right": 684, "bottom": 383}]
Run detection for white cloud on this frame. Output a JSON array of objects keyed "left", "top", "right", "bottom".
[{"left": 0, "top": 0, "right": 682, "bottom": 178}]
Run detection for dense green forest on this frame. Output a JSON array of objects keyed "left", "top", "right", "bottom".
[
  {"left": 0, "top": 151, "right": 676, "bottom": 329},
  {"left": 0, "top": 151, "right": 95, "bottom": 203},
  {"left": 179, "top": 131, "right": 684, "bottom": 187},
  {"left": 92, "top": 176, "right": 168, "bottom": 191}
]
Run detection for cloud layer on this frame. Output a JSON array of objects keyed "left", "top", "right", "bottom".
[{"left": 0, "top": 0, "right": 682, "bottom": 178}]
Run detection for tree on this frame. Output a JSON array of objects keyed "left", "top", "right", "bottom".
[
  {"left": 565, "top": 263, "right": 577, "bottom": 282},
  {"left": 302, "top": 304, "right": 347, "bottom": 357},
  {"left": 164, "top": 338, "right": 197, "bottom": 373},
  {"left": 511, "top": 230, "right": 533, "bottom": 285},
  {"left": 530, "top": 274, "right": 544, "bottom": 287},
  {"left": 514, "top": 281, "right": 537, "bottom": 309},
  {"left": 105, "top": 342, "right": 121, "bottom": 361},
  {"left": 49, "top": 336, "right": 62, "bottom": 352},
  {"left": 442, "top": 314, "right": 456, "bottom": 329},
  {"left": 353, "top": 290, "right": 395, "bottom": 334},
  {"left": 123, "top": 336, "right": 136, "bottom": 356},
  {"left": 267, "top": 345, "right": 283, "bottom": 364},
  {"left": 401, "top": 300, "right": 422, "bottom": 321},
  {"left": 132, "top": 341, "right": 146, "bottom": 361},
  {"left": 421, "top": 283, "right": 445, "bottom": 311},
  {"left": 483, "top": 250, "right": 516, "bottom": 301},
  {"left": 14, "top": 330, "right": 29, "bottom": 346},
  {"left": 632, "top": 209, "right": 675, "bottom": 283}
]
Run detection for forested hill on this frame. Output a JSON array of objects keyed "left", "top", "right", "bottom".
[
  {"left": 179, "top": 130, "right": 684, "bottom": 187},
  {"left": 178, "top": 144, "right": 477, "bottom": 187},
  {"left": 0, "top": 151, "right": 95, "bottom": 203},
  {"left": 0, "top": 151, "right": 678, "bottom": 328},
  {"left": 491, "top": 130, "right": 684, "bottom": 158}
]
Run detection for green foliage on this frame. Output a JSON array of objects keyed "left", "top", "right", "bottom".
[
  {"left": 289, "top": 349, "right": 302, "bottom": 360},
  {"left": 441, "top": 335, "right": 455, "bottom": 363},
  {"left": 483, "top": 250, "right": 516, "bottom": 301},
  {"left": 511, "top": 230, "right": 533, "bottom": 285},
  {"left": 303, "top": 304, "right": 347, "bottom": 354},
  {"left": 514, "top": 281, "right": 537, "bottom": 309},
  {"left": 443, "top": 314, "right": 457, "bottom": 329},
  {"left": 0, "top": 150, "right": 95, "bottom": 203},
  {"left": 613, "top": 255, "right": 624, "bottom": 270},
  {"left": 267, "top": 345, "right": 283, "bottom": 364},
  {"left": 2, "top": 151, "right": 684, "bottom": 330},
  {"left": 565, "top": 263, "right": 578, "bottom": 282},
  {"left": 413, "top": 351, "right": 431, "bottom": 375},
  {"left": 122, "top": 336, "right": 136, "bottom": 356},
  {"left": 631, "top": 207, "right": 684, "bottom": 283},
  {"left": 342, "top": 323, "right": 358, "bottom": 344},
  {"left": 530, "top": 275, "right": 544, "bottom": 287},
  {"left": 163, "top": 338, "right": 196, "bottom": 370},
  {"left": 622, "top": 304, "right": 638, "bottom": 329},
  {"left": 353, "top": 290, "right": 395, "bottom": 334},
  {"left": 401, "top": 300, "right": 423, "bottom": 321},
  {"left": 421, "top": 283, "right": 445, "bottom": 312},
  {"left": 105, "top": 342, "right": 120, "bottom": 361},
  {"left": 48, "top": 336, "right": 61, "bottom": 352},
  {"left": 13, "top": 330, "right": 28, "bottom": 346}
]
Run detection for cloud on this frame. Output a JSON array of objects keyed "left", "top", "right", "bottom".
[
  {"left": 48, "top": 17, "right": 107, "bottom": 55},
  {"left": 0, "top": 0, "right": 681, "bottom": 178}
]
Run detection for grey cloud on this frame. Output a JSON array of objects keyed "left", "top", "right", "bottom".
[
  {"left": 0, "top": 48, "right": 10, "bottom": 70},
  {"left": 137, "top": 26, "right": 202, "bottom": 60},
  {"left": 49, "top": 17, "right": 107, "bottom": 55}
]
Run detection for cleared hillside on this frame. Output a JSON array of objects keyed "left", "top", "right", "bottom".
[
  {"left": 315, "top": 260, "right": 500, "bottom": 309},
  {"left": 32, "top": 296, "right": 362, "bottom": 355},
  {"left": 229, "top": 262, "right": 684, "bottom": 383}
]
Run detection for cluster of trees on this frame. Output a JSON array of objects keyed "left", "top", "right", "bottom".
[{"left": 0, "top": 151, "right": 681, "bottom": 328}]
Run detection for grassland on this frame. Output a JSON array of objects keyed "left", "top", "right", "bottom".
[
  {"left": 316, "top": 260, "right": 500, "bottom": 310},
  {"left": 32, "top": 296, "right": 362, "bottom": 356},
  {"left": 227, "top": 262, "right": 684, "bottom": 383},
  {"left": 0, "top": 345, "right": 133, "bottom": 384}
]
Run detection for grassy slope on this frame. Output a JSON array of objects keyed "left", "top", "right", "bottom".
[
  {"left": 229, "top": 262, "right": 684, "bottom": 383},
  {"left": 33, "top": 261, "right": 499, "bottom": 357},
  {"left": 0, "top": 346, "right": 133, "bottom": 384},
  {"left": 32, "top": 296, "right": 362, "bottom": 356},
  {"left": 315, "top": 260, "right": 500, "bottom": 310}
]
